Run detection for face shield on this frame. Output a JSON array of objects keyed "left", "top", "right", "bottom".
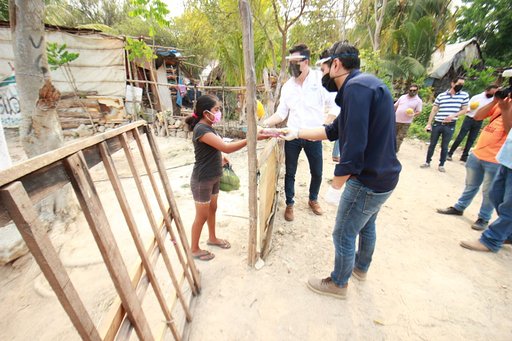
[{"left": 285, "top": 54, "right": 308, "bottom": 78}]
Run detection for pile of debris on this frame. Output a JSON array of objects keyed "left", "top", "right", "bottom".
[{"left": 57, "top": 94, "right": 130, "bottom": 137}]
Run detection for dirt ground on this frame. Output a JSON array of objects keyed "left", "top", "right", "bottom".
[{"left": 1, "top": 129, "right": 511, "bottom": 341}]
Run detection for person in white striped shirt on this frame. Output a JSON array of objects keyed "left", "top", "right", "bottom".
[{"left": 421, "top": 77, "right": 469, "bottom": 172}]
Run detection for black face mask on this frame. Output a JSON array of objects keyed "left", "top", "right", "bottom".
[
  {"left": 288, "top": 64, "right": 302, "bottom": 78},
  {"left": 454, "top": 84, "right": 463, "bottom": 92},
  {"left": 485, "top": 93, "right": 493, "bottom": 98},
  {"left": 322, "top": 73, "right": 338, "bottom": 92},
  {"left": 409, "top": 91, "right": 417, "bottom": 96}
]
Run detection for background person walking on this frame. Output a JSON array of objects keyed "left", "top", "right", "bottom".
[
  {"left": 421, "top": 77, "right": 469, "bottom": 172},
  {"left": 394, "top": 84, "right": 423, "bottom": 152}
]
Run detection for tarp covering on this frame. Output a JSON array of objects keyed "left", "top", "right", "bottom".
[
  {"left": 428, "top": 38, "right": 482, "bottom": 79},
  {"left": 0, "top": 28, "right": 126, "bottom": 96}
]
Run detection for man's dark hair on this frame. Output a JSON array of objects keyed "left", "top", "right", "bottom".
[
  {"left": 289, "top": 43, "right": 310, "bottom": 60},
  {"left": 486, "top": 84, "right": 499, "bottom": 91},
  {"left": 328, "top": 41, "right": 360, "bottom": 70},
  {"left": 409, "top": 84, "right": 419, "bottom": 90},
  {"left": 451, "top": 76, "right": 465, "bottom": 83}
]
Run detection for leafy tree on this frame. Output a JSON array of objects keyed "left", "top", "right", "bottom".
[
  {"left": 453, "top": 0, "right": 512, "bottom": 66},
  {"left": 288, "top": 0, "right": 342, "bottom": 58},
  {"left": 0, "top": 0, "right": 8, "bottom": 21},
  {"left": 463, "top": 63, "right": 498, "bottom": 96},
  {"left": 349, "top": 0, "right": 456, "bottom": 84}
]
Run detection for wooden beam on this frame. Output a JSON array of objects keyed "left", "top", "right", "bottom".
[
  {"left": 0, "top": 125, "right": 144, "bottom": 226},
  {"left": 132, "top": 128, "right": 197, "bottom": 296},
  {"left": 99, "top": 212, "right": 170, "bottom": 341},
  {"left": 0, "top": 121, "right": 146, "bottom": 187},
  {"left": 143, "top": 125, "right": 201, "bottom": 292},
  {"left": 0, "top": 182, "right": 102, "bottom": 341},
  {"left": 98, "top": 142, "right": 181, "bottom": 340},
  {"left": 63, "top": 152, "right": 154, "bottom": 341},
  {"left": 119, "top": 133, "right": 192, "bottom": 322}
]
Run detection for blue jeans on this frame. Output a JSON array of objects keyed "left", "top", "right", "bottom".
[
  {"left": 426, "top": 122, "right": 456, "bottom": 166},
  {"left": 330, "top": 179, "right": 393, "bottom": 287},
  {"left": 480, "top": 166, "right": 512, "bottom": 252},
  {"left": 332, "top": 139, "right": 340, "bottom": 159},
  {"left": 284, "top": 139, "right": 323, "bottom": 205},
  {"left": 448, "top": 116, "right": 483, "bottom": 160},
  {"left": 453, "top": 153, "right": 499, "bottom": 221}
]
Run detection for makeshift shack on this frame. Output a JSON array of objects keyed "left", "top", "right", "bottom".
[
  {"left": 427, "top": 38, "right": 483, "bottom": 95},
  {"left": 0, "top": 22, "right": 128, "bottom": 131}
]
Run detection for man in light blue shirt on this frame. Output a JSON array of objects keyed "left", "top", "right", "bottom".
[{"left": 460, "top": 95, "right": 512, "bottom": 252}]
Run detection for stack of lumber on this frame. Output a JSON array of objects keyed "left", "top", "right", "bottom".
[{"left": 57, "top": 95, "right": 128, "bottom": 130}]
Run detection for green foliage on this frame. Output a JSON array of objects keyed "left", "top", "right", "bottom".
[
  {"left": 359, "top": 49, "right": 394, "bottom": 92},
  {"left": 408, "top": 102, "right": 432, "bottom": 140},
  {"left": 128, "top": 0, "right": 170, "bottom": 38},
  {"left": 413, "top": 75, "right": 434, "bottom": 102},
  {"left": 288, "top": 0, "right": 341, "bottom": 59},
  {"left": 350, "top": 0, "right": 456, "bottom": 86},
  {"left": 0, "top": 1, "right": 8, "bottom": 21},
  {"left": 46, "top": 42, "right": 80, "bottom": 71},
  {"left": 453, "top": 0, "right": 512, "bottom": 66},
  {"left": 45, "top": 0, "right": 129, "bottom": 27},
  {"left": 463, "top": 64, "right": 498, "bottom": 96},
  {"left": 125, "top": 37, "right": 155, "bottom": 61}
]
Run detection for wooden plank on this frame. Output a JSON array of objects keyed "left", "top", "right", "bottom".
[
  {"left": 100, "top": 214, "right": 171, "bottom": 341},
  {"left": 239, "top": 0, "right": 259, "bottom": 267},
  {"left": 132, "top": 128, "right": 197, "bottom": 296},
  {"left": 98, "top": 142, "right": 181, "bottom": 340},
  {"left": 119, "top": 133, "right": 192, "bottom": 322},
  {"left": 0, "top": 182, "right": 102, "bottom": 341},
  {"left": 0, "top": 127, "right": 143, "bottom": 226},
  {"left": 257, "top": 138, "right": 281, "bottom": 169},
  {"left": 143, "top": 125, "right": 201, "bottom": 293},
  {"left": 62, "top": 152, "right": 154, "bottom": 341},
  {"left": 0, "top": 121, "right": 146, "bottom": 187}
]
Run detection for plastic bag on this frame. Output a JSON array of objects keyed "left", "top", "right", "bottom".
[
  {"left": 220, "top": 164, "right": 240, "bottom": 192},
  {"left": 324, "top": 185, "right": 342, "bottom": 206}
]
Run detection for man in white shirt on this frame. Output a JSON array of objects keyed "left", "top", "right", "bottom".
[
  {"left": 264, "top": 44, "right": 338, "bottom": 221},
  {"left": 448, "top": 84, "right": 498, "bottom": 162}
]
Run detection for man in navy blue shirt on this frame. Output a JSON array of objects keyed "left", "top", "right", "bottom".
[{"left": 281, "top": 42, "right": 401, "bottom": 299}]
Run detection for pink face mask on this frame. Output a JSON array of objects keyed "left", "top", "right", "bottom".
[{"left": 206, "top": 110, "right": 222, "bottom": 124}]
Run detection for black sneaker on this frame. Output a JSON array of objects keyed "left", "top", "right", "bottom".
[
  {"left": 436, "top": 206, "right": 463, "bottom": 216},
  {"left": 460, "top": 156, "right": 467, "bottom": 162},
  {"left": 471, "top": 218, "right": 488, "bottom": 231}
]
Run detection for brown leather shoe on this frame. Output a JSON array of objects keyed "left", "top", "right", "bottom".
[
  {"left": 308, "top": 200, "right": 323, "bottom": 215},
  {"left": 460, "top": 240, "right": 490, "bottom": 252},
  {"left": 285, "top": 204, "right": 294, "bottom": 221}
]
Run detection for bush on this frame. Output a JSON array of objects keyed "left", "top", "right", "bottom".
[{"left": 408, "top": 102, "right": 431, "bottom": 140}]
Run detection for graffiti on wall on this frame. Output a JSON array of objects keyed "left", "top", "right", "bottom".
[{"left": 0, "top": 75, "right": 21, "bottom": 127}]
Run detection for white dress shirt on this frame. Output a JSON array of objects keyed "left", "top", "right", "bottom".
[
  {"left": 466, "top": 92, "right": 494, "bottom": 118},
  {"left": 275, "top": 69, "right": 338, "bottom": 130}
]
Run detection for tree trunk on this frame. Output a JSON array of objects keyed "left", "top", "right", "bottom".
[
  {"left": 372, "top": 0, "right": 388, "bottom": 51},
  {"left": 10, "top": 0, "right": 64, "bottom": 157},
  {"left": 2, "top": 0, "right": 77, "bottom": 265}
]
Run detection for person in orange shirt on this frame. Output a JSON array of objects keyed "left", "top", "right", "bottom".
[{"left": 436, "top": 97, "right": 509, "bottom": 230}]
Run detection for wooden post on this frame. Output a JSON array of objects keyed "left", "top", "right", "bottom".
[
  {"left": 239, "top": 0, "right": 259, "bottom": 267},
  {"left": 0, "top": 182, "right": 102, "bottom": 341},
  {"left": 63, "top": 152, "right": 154, "bottom": 341}
]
